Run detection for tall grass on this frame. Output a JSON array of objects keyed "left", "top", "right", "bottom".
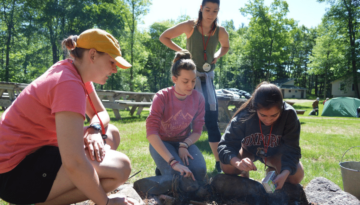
[{"left": 0, "top": 100, "right": 359, "bottom": 204}]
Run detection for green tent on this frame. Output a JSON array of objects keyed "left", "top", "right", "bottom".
[{"left": 322, "top": 97, "right": 360, "bottom": 117}]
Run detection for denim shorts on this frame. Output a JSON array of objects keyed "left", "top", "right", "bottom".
[{"left": 0, "top": 146, "right": 62, "bottom": 204}]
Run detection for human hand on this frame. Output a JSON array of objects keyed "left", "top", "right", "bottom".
[
  {"left": 211, "top": 57, "right": 218, "bottom": 64},
  {"left": 273, "top": 170, "right": 290, "bottom": 190},
  {"left": 234, "top": 157, "right": 257, "bottom": 172},
  {"left": 178, "top": 147, "right": 193, "bottom": 166},
  {"left": 108, "top": 194, "right": 140, "bottom": 205},
  {"left": 172, "top": 163, "right": 196, "bottom": 181},
  {"left": 84, "top": 129, "right": 106, "bottom": 162}
]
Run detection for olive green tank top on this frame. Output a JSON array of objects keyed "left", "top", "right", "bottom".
[{"left": 186, "top": 26, "right": 220, "bottom": 72}]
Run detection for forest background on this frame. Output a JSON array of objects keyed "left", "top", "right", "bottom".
[{"left": 1, "top": 0, "right": 359, "bottom": 98}]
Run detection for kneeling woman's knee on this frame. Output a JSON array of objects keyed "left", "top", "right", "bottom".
[
  {"left": 106, "top": 124, "right": 121, "bottom": 149},
  {"left": 113, "top": 152, "right": 132, "bottom": 183},
  {"left": 288, "top": 162, "right": 304, "bottom": 184}
]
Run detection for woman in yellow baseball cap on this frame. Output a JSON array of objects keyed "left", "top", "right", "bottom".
[{"left": 0, "top": 29, "right": 138, "bottom": 205}]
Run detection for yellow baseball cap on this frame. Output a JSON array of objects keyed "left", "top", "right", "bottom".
[{"left": 77, "top": 29, "right": 131, "bottom": 69}]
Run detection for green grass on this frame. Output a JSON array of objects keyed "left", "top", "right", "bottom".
[{"left": 1, "top": 102, "right": 359, "bottom": 204}]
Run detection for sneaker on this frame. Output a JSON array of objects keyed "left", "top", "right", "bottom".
[
  {"left": 155, "top": 167, "right": 161, "bottom": 176},
  {"left": 215, "top": 161, "right": 222, "bottom": 173}
]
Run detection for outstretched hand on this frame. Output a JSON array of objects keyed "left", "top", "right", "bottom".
[
  {"left": 172, "top": 163, "right": 196, "bottom": 181},
  {"left": 234, "top": 157, "right": 257, "bottom": 172}
]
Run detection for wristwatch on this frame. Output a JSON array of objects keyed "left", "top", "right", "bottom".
[
  {"left": 89, "top": 123, "right": 102, "bottom": 131},
  {"left": 88, "top": 123, "right": 108, "bottom": 144}
]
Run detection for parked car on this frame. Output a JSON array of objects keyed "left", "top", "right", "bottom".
[
  {"left": 215, "top": 89, "right": 240, "bottom": 100},
  {"left": 225, "top": 88, "right": 251, "bottom": 99}
]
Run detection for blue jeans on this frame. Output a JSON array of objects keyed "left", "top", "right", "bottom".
[
  {"left": 201, "top": 80, "right": 221, "bottom": 142},
  {"left": 149, "top": 142, "right": 207, "bottom": 182}
]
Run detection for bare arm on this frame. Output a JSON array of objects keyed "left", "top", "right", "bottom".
[
  {"left": 84, "top": 91, "right": 110, "bottom": 161},
  {"left": 159, "top": 20, "right": 194, "bottom": 51},
  {"left": 212, "top": 27, "right": 230, "bottom": 64},
  {"left": 184, "top": 132, "right": 201, "bottom": 146},
  {"left": 85, "top": 91, "right": 109, "bottom": 127},
  {"left": 56, "top": 111, "right": 108, "bottom": 205}
]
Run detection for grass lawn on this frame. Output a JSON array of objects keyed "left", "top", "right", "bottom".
[{"left": 0, "top": 100, "right": 359, "bottom": 204}]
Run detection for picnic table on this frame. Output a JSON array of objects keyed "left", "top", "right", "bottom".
[
  {"left": 217, "top": 96, "right": 247, "bottom": 131},
  {"left": 96, "top": 90, "right": 155, "bottom": 120},
  {"left": 0, "top": 82, "right": 27, "bottom": 110}
]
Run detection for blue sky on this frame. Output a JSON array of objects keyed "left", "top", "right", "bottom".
[{"left": 139, "top": 0, "right": 330, "bottom": 30}]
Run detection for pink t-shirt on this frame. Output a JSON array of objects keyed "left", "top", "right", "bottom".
[
  {"left": 146, "top": 87, "right": 205, "bottom": 142},
  {"left": 0, "top": 59, "right": 94, "bottom": 174}
]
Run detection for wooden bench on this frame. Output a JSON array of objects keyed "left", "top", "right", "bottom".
[
  {"left": 96, "top": 90, "right": 155, "bottom": 120},
  {"left": 102, "top": 100, "right": 152, "bottom": 119},
  {"left": 0, "top": 82, "right": 27, "bottom": 110}
]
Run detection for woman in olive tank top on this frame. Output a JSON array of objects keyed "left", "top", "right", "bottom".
[{"left": 160, "top": 0, "right": 230, "bottom": 172}]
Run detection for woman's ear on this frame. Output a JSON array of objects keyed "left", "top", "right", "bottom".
[
  {"left": 171, "top": 76, "right": 177, "bottom": 84},
  {"left": 88, "top": 48, "right": 97, "bottom": 63}
]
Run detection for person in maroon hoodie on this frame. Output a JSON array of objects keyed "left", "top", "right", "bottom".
[{"left": 146, "top": 50, "right": 206, "bottom": 182}]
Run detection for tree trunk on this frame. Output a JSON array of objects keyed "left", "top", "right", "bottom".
[
  {"left": 344, "top": 0, "right": 359, "bottom": 98},
  {"left": 4, "top": 0, "right": 16, "bottom": 82},
  {"left": 48, "top": 21, "right": 59, "bottom": 64},
  {"left": 315, "top": 75, "right": 318, "bottom": 96},
  {"left": 129, "top": 2, "right": 135, "bottom": 91},
  {"left": 266, "top": 39, "right": 273, "bottom": 81}
]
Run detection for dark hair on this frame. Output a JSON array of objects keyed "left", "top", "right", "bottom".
[
  {"left": 62, "top": 35, "right": 104, "bottom": 59},
  {"left": 171, "top": 50, "right": 196, "bottom": 78},
  {"left": 195, "top": 0, "right": 220, "bottom": 33},
  {"left": 232, "top": 82, "right": 283, "bottom": 122}
]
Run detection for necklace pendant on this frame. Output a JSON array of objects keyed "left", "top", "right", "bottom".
[{"left": 203, "top": 63, "right": 211, "bottom": 72}]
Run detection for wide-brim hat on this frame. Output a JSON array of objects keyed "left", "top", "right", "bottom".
[{"left": 77, "top": 29, "right": 131, "bottom": 69}]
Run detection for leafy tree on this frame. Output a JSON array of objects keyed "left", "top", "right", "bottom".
[
  {"left": 317, "top": 0, "right": 360, "bottom": 97},
  {"left": 1, "top": 0, "right": 24, "bottom": 82},
  {"left": 124, "top": 0, "right": 151, "bottom": 91},
  {"left": 308, "top": 19, "right": 345, "bottom": 98},
  {"left": 240, "top": 0, "right": 295, "bottom": 87}
]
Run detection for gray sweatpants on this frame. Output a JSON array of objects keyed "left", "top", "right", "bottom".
[{"left": 149, "top": 141, "right": 207, "bottom": 182}]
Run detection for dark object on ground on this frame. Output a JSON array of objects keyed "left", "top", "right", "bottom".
[
  {"left": 134, "top": 175, "right": 174, "bottom": 196},
  {"left": 133, "top": 175, "right": 199, "bottom": 197},
  {"left": 135, "top": 174, "right": 309, "bottom": 204},
  {"left": 309, "top": 108, "right": 318, "bottom": 116},
  {"left": 210, "top": 174, "right": 308, "bottom": 205},
  {"left": 305, "top": 177, "right": 360, "bottom": 205}
]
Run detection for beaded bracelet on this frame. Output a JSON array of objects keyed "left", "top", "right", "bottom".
[
  {"left": 170, "top": 161, "right": 179, "bottom": 168},
  {"left": 179, "top": 142, "right": 188, "bottom": 148},
  {"left": 168, "top": 157, "right": 175, "bottom": 165}
]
